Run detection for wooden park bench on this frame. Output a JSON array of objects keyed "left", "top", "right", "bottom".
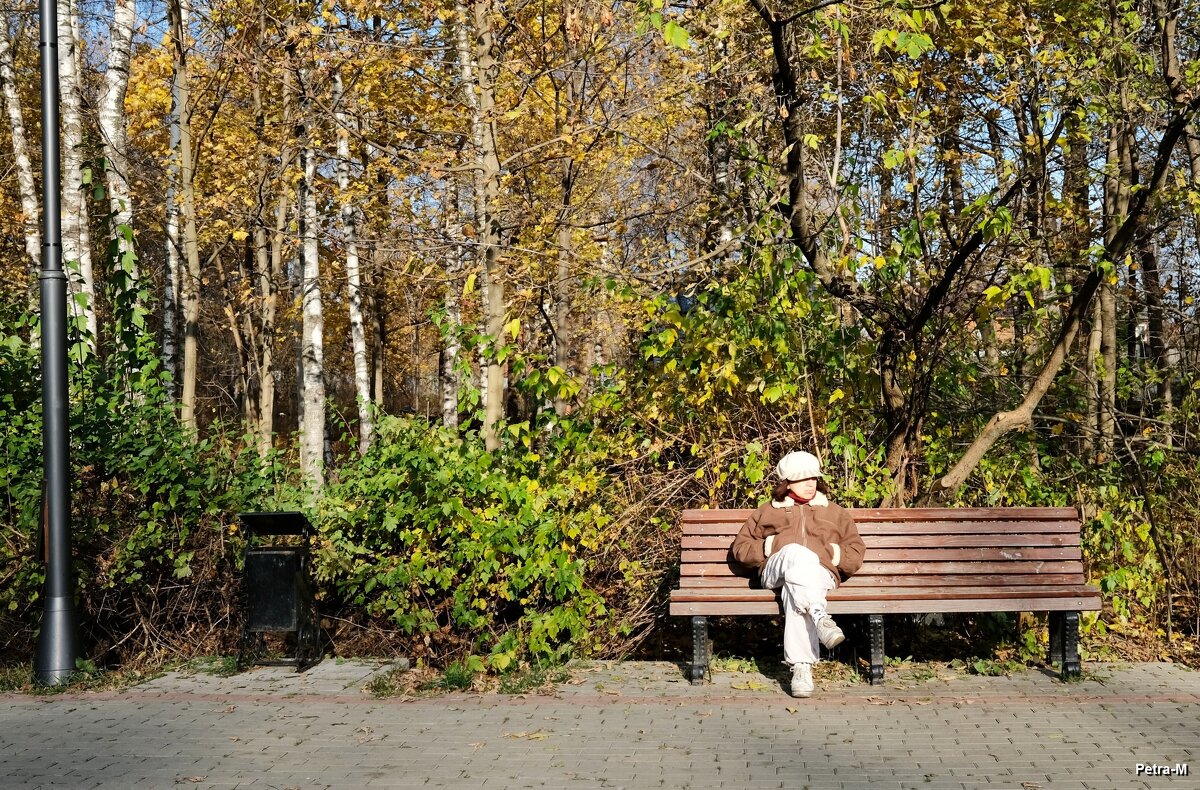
[{"left": 669, "top": 507, "right": 1102, "bottom": 684}]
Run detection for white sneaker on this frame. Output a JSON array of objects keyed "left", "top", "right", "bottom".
[
  {"left": 815, "top": 614, "right": 845, "bottom": 649},
  {"left": 790, "top": 663, "right": 814, "bottom": 698}
]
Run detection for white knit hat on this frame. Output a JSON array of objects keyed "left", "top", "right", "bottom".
[{"left": 775, "top": 450, "right": 822, "bottom": 481}]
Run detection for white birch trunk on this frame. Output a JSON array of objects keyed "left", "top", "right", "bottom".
[
  {"left": 442, "top": 7, "right": 481, "bottom": 429},
  {"left": 441, "top": 183, "right": 462, "bottom": 429},
  {"left": 299, "top": 69, "right": 325, "bottom": 486},
  {"left": 472, "top": 0, "right": 506, "bottom": 451},
  {"left": 161, "top": 0, "right": 190, "bottom": 393},
  {"left": 454, "top": 0, "right": 486, "bottom": 424},
  {"left": 100, "top": 0, "right": 137, "bottom": 269},
  {"left": 163, "top": 174, "right": 181, "bottom": 391},
  {"left": 0, "top": 27, "right": 40, "bottom": 274},
  {"left": 163, "top": 103, "right": 182, "bottom": 391},
  {"left": 170, "top": 0, "right": 202, "bottom": 429},
  {"left": 58, "top": 0, "right": 96, "bottom": 346},
  {"left": 333, "top": 70, "right": 372, "bottom": 453}
]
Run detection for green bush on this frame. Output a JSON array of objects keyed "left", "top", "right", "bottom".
[
  {"left": 0, "top": 301, "right": 286, "bottom": 664},
  {"left": 315, "top": 414, "right": 611, "bottom": 670}
]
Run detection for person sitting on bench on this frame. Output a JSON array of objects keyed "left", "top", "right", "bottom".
[{"left": 730, "top": 450, "right": 866, "bottom": 698}]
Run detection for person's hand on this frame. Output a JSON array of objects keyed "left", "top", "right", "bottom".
[{"left": 829, "top": 543, "right": 841, "bottom": 567}]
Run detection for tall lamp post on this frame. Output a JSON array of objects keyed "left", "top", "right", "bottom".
[{"left": 34, "top": 0, "right": 80, "bottom": 684}]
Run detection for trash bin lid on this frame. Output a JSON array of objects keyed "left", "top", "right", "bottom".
[{"left": 237, "top": 511, "right": 313, "bottom": 537}]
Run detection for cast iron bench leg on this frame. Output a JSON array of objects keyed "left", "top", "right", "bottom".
[
  {"left": 690, "top": 615, "right": 709, "bottom": 684},
  {"left": 1060, "top": 611, "right": 1081, "bottom": 681},
  {"left": 869, "top": 614, "right": 885, "bottom": 684},
  {"left": 1048, "top": 611, "right": 1064, "bottom": 666},
  {"left": 1048, "top": 612, "right": 1081, "bottom": 680}
]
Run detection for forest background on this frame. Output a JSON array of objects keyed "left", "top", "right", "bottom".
[{"left": 1, "top": 0, "right": 1198, "bottom": 678}]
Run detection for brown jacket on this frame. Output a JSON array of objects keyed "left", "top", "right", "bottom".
[{"left": 729, "top": 495, "right": 866, "bottom": 585}]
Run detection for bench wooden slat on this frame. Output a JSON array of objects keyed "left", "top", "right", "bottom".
[
  {"left": 864, "top": 547, "right": 1081, "bottom": 561},
  {"left": 681, "top": 547, "right": 1081, "bottom": 563},
  {"left": 672, "top": 585, "right": 1100, "bottom": 603},
  {"left": 863, "top": 533, "right": 1078, "bottom": 547},
  {"left": 681, "top": 507, "right": 1078, "bottom": 523},
  {"left": 855, "top": 521, "right": 1081, "bottom": 535},
  {"left": 679, "top": 572, "right": 1092, "bottom": 588},
  {"left": 682, "top": 520, "right": 1082, "bottom": 536},
  {"left": 670, "top": 595, "right": 1099, "bottom": 616},
  {"left": 682, "top": 533, "right": 1078, "bottom": 549},
  {"left": 680, "top": 560, "right": 1086, "bottom": 576}
]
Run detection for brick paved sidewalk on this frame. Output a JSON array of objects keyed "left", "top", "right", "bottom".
[{"left": 0, "top": 659, "right": 1196, "bottom": 789}]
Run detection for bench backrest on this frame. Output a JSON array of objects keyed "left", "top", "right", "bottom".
[{"left": 682, "top": 506, "right": 1089, "bottom": 585}]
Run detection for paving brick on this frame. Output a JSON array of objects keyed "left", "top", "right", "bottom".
[{"left": 0, "top": 660, "right": 1198, "bottom": 789}]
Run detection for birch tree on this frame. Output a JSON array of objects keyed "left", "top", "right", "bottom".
[
  {"left": 473, "top": 0, "right": 506, "bottom": 452},
  {"left": 298, "top": 62, "right": 325, "bottom": 485},
  {"left": 0, "top": 24, "right": 40, "bottom": 275},
  {"left": 442, "top": 2, "right": 478, "bottom": 430},
  {"left": 57, "top": 0, "right": 96, "bottom": 346},
  {"left": 169, "top": 0, "right": 202, "bottom": 429},
  {"left": 333, "top": 68, "right": 372, "bottom": 453},
  {"left": 98, "top": 0, "right": 138, "bottom": 282}
]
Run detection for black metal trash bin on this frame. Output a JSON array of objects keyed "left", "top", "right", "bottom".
[{"left": 237, "top": 511, "right": 321, "bottom": 671}]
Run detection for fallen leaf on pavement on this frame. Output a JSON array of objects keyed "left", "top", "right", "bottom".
[
  {"left": 731, "top": 680, "right": 767, "bottom": 691},
  {"left": 504, "top": 730, "right": 550, "bottom": 740}
]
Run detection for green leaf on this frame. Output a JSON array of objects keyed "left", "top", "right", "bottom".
[{"left": 663, "top": 21, "right": 689, "bottom": 48}]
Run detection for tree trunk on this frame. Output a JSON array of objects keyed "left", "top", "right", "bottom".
[
  {"left": 333, "top": 69, "right": 372, "bottom": 453},
  {"left": 1086, "top": 299, "right": 1102, "bottom": 457},
  {"left": 170, "top": 0, "right": 202, "bottom": 430},
  {"left": 472, "top": 0, "right": 506, "bottom": 451},
  {"left": 554, "top": 208, "right": 573, "bottom": 417},
  {"left": 444, "top": 3, "right": 479, "bottom": 429},
  {"left": 0, "top": 25, "right": 40, "bottom": 277},
  {"left": 554, "top": 69, "right": 584, "bottom": 418},
  {"left": 163, "top": 14, "right": 183, "bottom": 393},
  {"left": 58, "top": 0, "right": 96, "bottom": 347},
  {"left": 99, "top": 0, "right": 138, "bottom": 288},
  {"left": 257, "top": 185, "right": 289, "bottom": 454},
  {"left": 1063, "top": 118, "right": 1094, "bottom": 456},
  {"left": 879, "top": 331, "right": 912, "bottom": 506},
  {"left": 1140, "top": 240, "right": 1172, "bottom": 418},
  {"left": 251, "top": 20, "right": 285, "bottom": 457},
  {"left": 1152, "top": 0, "right": 1187, "bottom": 426},
  {"left": 1100, "top": 119, "right": 1133, "bottom": 456},
  {"left": 925, "top": 94, "right": 1200, "bottom": 500},
  {"left": 215, "top": 248, "right": 253, "bottom": 424},
  {"left": 441, "top": 182, "right": 462, "bottom": 428},
  {"left": 298, "top": 67, "right": 325, "bottom": 486}
]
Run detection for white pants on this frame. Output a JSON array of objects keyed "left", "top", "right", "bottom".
[{"left": 761, "top": 543, "right": 836, "bottom": 666}]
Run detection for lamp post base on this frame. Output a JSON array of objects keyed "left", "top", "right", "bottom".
[{"left": 34, "top": 595, "right": 81, "bottom": 685}]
